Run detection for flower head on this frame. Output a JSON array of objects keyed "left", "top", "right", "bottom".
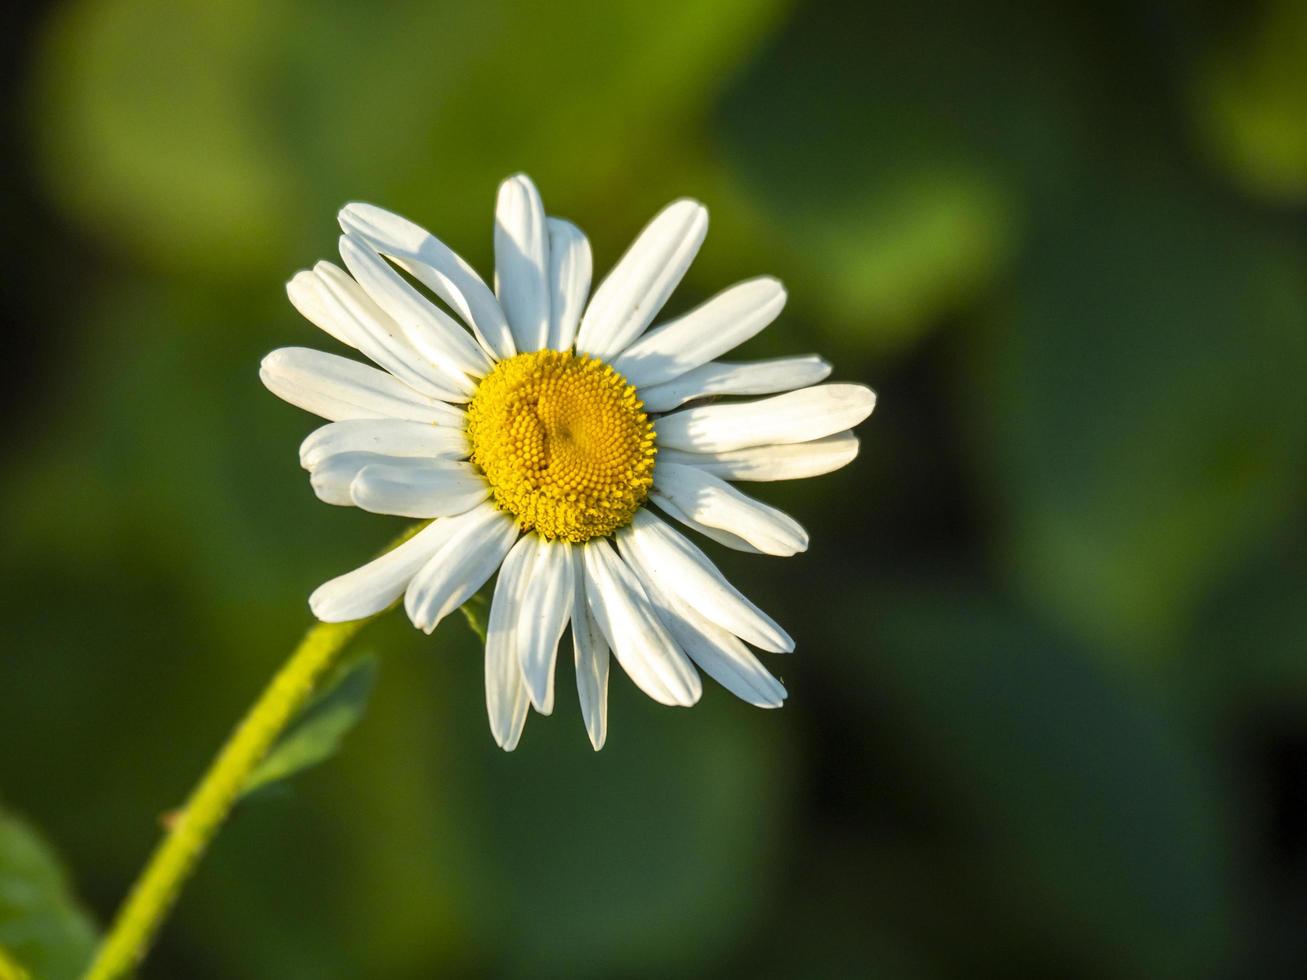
[
  {"left": 466, "top": 349, "right": 656, "bottom": 542},
  {"left": 261, "top": 174, "right": 875, "bottom": 750}
]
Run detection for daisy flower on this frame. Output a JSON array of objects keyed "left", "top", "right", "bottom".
[{"left": 261, "top": 175, "right": 875, "bottom": 750}]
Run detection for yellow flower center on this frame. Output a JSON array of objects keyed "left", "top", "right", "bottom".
[{"left": 466, "top": 350, "right": 656, "bottom": 542}]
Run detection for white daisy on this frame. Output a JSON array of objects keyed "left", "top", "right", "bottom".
[{"left": 261, "top": 174, "right": 875, "bottom": 751}]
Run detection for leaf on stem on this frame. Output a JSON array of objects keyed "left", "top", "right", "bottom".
[
  {"left": 458, "top": 589, "right": 491, "bottom": 644},
  {"left": 242, "top": 654, "right": 379, "bottom": 799},
  {"left": 0, "top": 808, "right": 98, "bottom": 980}
]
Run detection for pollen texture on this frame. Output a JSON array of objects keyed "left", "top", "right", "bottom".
[{"left": 466, "top": 350, "right": 656, "bottom": 542}]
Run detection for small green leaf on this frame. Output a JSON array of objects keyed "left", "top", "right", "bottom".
[
  {"left": 243, "top": 654, "right": 379, "bottom": 798},
  {"left": 457, "top": 591, "right": 490, "bottom": 644},
  {"left": 0, "top": 808, "right": 98, "bottom": 980}
]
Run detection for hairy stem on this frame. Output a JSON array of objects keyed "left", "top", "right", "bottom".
[{"left": 84, "top": 526, "right": 421, "bottom": 980}]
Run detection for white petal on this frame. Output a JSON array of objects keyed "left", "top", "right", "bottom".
[
  {"left": 652, "top": 462, "right": 808, "bottom": 557},
  {"left": 574, "top": 199, "right": 708, "bottom": 360},
  {"left": 515, "top": 538, "right": 575, "bottom": 714},
  {"left": 485, "top": 535, "right": 535, "bottom": 751},
  {"left": 546, "top": 218, "right": 591, "bottom": 351},
  {"left": 338, "top": 233, "right": 492, "bottom": 381},
  {"left": 307, "top": 261, "right": 471, "bottom": 402},
  {"left": 286, "top": 270, "right": 352, "bottom": 348},
  {"left": 612, "top": 277, "right": 786, "bottom": 388},
  {"left": 351, "top": 460, "right": 488, "bottom": 518},
  {"left": 260, "top": 347, "right": 465, "bottom": 425},
  {"left": 299, "top": 419, "right": 468, "bottom": 470},
  {"left": 494, "top": 175, "right": 551, "bottom": 354},
  {"left": 572, "top": 570, "right": 610, "bottom": 750},
  {"left": 655, "top": 384, "right": 876, "bottom": 453},
  {"left": 580, "top": 539, "right": 701, "bottom": 707},
  {"left": 658, "top": 432, "right": 859, "bottom": 482},
  {"left": 309, "top": 520, "right": 453, "bottom": 622},
  {"left": 338, "top": 202, "right": 516, "bottom": 361},
  {"left": 310, "top": 452, "right": 434, "bottom": 506},
  {"left": 617, "top": 510, "right": 792, "bottom": 652},
  {"left": 649, "top": 493, "right": 765, "bottom": 554},
  {"left": 637, "top": 571, "right": 787, "bottom": 708},
  {"left": 637, "top": 355, "right": 831, "bottom": 413},
  {"left": 404, "top": 502, "right": 519, "bottom": 634}
]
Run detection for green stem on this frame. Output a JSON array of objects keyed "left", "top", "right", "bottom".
[{"left": 84, "top": 526, "right": 421, "bottom": 980}]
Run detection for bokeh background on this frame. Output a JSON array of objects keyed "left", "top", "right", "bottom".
[{"left": 4, "top": 0, "right": 1307, "bottom": 976}]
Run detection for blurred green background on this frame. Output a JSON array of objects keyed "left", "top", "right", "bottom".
[{"left": 4, "top": 0, "right": 1307, "bottom": 976}]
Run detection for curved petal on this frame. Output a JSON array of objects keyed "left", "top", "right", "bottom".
[
  {"left": 636, "top": 571, "right": 786, "bottom": 708},
  {"left": 572, "top": 569, "right": 610, "bottom": 750},
  {"left": 338, "top": 233, "right": 492, "bottom": 380},
  {"left": 309, "top": 520, "right": 453, "bottom": 622},
  {"left": 657, "top": 432, "right": 859, "bottom": 482},
  {"left": 310, "top": 452, "right": 434, "bottom": 506},
  {"left": 485, "top": 535, "right": 535, "bottom": 750},
  {"left": 338, "top": 202, "right": 516, "bottom": 361},
  {"left": 494, "top": 174, "right": 551, "bottom": 354},
  {"left": 286, "top": 270, "right": 352, "bottom": 348},
  {"left": 616, "top": 510, "right": 792, "bottom": 652},
  {"left": 299, "top": 419, "right": 469, "bottom": 470},
  {"left": 612, "top": 277, "right": 786, "bottom": 388},
  {"left": 404, "top": 502, "right": 520, "bottom": 634},
  {"left": 580, "top": 539, "right": 701, "bottom": 707},
  {"left": 351, "top": 460, "right": 488, "bottom": 518},
  {"left": 575, "top": 199, "right": 707, "bottom": 360},
  {"left": 655, "top": 384, "right": 875, "bottom": 453},
  {"left": 636, "top": 355, "right": 831, "bottom": 413},
  {"left": 652, "top": 462, "right": 808, "bottom": 557},
  {"left": 515, "top": 538, "right": 575, "bottom": 714},
  {"left": 307, "top": 261, "right": 471, "bottom": 401},
  {"left": 260, "top": 347, "right": 465, "bottom": 425},
  {"left": 546, "top": 218, "right": 591, "bottom": 351},
  {"left": 649, "top": 493, "right": 765, "bottom": 554}
]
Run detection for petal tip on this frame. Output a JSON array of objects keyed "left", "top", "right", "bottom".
[
  {"left": 286, "top": 269, "right": 316, "bottom": 293},
  {"left": 338, "top": 202, "right": 391, "bottom": 236},
  {"left": 307, "top": 590, "right": 344, "bottom": 623},
  {"left": 678, "top": 674, "right": 705, "bottom": 707},
  {"left": 501, "top": 171, "right": 537, "bottom": 192},
  {"left": 336, "top": 202, "right": 364, "bottom": 229},
  {"left": 658, "top": 197, "right": 709, "bottom": 232},
  {"left": 259, "top": 348, "right": 291, "bottom": 373}
]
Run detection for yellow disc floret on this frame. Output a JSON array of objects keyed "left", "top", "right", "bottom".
[{"left": 466, "top": 350, "right": 656, "bottom": 542}]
